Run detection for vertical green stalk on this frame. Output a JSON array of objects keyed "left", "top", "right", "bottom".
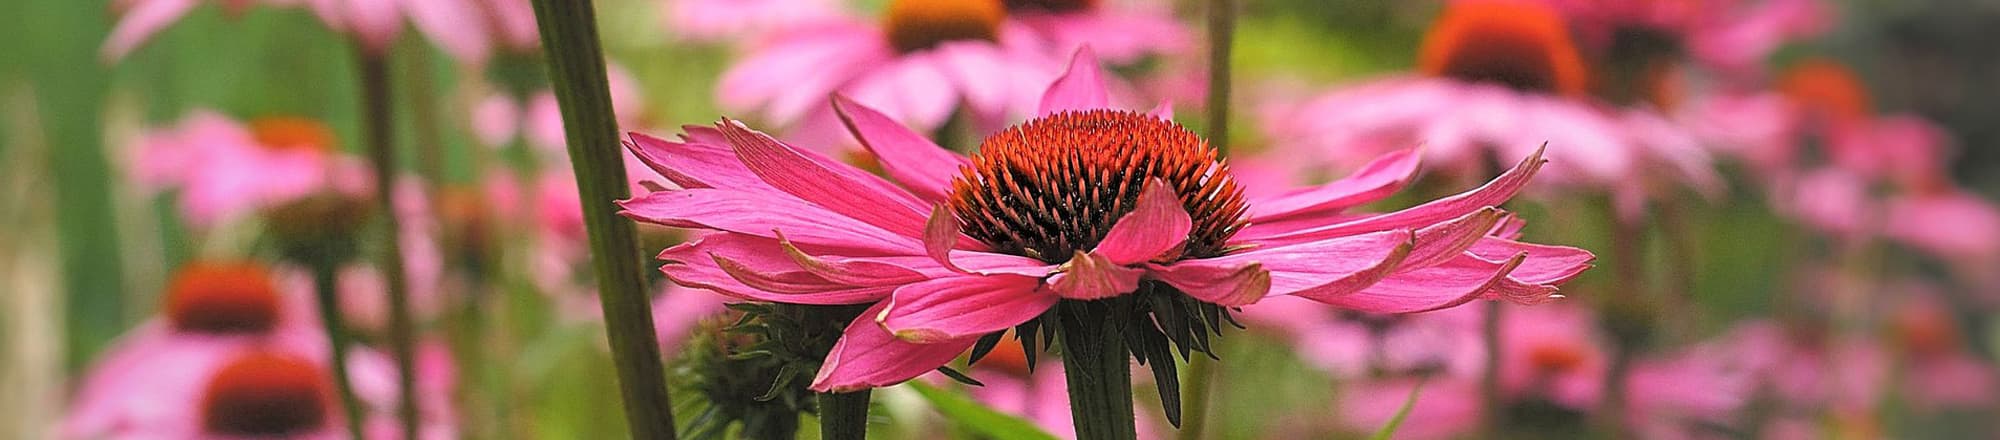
[
  {"left": 1203, "top": 0, "right": 1237, "bottom": 156},
  {"left": 526, "top": 1, "right": 679, "bottom": 438},
  {"left": 355, "top": 48, "right": 420, "bottom": 440},
  {"left": 818, "top": 390, "right": 873, "bottom": 440},
  {"left": 400, "top": 38, "right": 447, "bottom": 186},
  {"left": 1061, "top": 302, "right": 1138, "bottom": 440},
  {"left": 311, "top": 263, "right": 368, "bottom": 440}
]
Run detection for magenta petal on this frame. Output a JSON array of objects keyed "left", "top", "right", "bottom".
[
  {"left": 1092, "top": 180, "right": 1192, "bottom": 265},
  {"left": 1247, "top": 146, "right": 1545, "bottom": 246},
  {"left": 619, "top": 189, "right": 921, "bottom": 254},
  {"left": 624, "top": 130, "right": 781, "bottom": 196},
  {"left": 1036, "top": 47, "right": 1110, "bottom": 116},
  {"left": 925, "top": 205, "right": 969, "bottom": 272},
  {"left": 657, "top": 234, "right": 896, "bottom": 305},
  {"left": 719, "top": 121, "right": 934, "bottom": 238},
  {"left": 877, "top": 274, "right": 1053, "bottom": 343},
  {"left": 812, "top": 302, "right": 980, "bottom": 392},
  {"left": 1156, "top": 230, "right": 1414, "bottom": 306},
  {"left": 832, "top": 95, "right": 968, "bottom": 202},
  {"left": 1467, "top": 238, "right": 1596, "bottom": 285},
  {"left": 1149, "top": 262, "right": 1270, "bottom": 307},
  {"left": 1048, "top": 251, "right": 1145, "bottom": 300},
  {"left": 1248, "top": 149, "right": 1422, "bottom": 222},
  {"left": 777, "top": 233, "right": 930, "bottom": 286},
  {"left": 1148, "top": 101, "right": 1175, "bottom": 121},
  {"left": 1400, "top": 208, "right": 1507, "bottom": 270},
  {"left": 1322, "top": 253, "right": 1531, "bottom": 314}
]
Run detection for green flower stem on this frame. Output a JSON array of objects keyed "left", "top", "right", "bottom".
[
  {"left": 1480, "top": 301, "right": 1502, "bottom": 436},
  {"left": 818, "top": 390, "right": 873, "bottom": 440},
  {"left": 526, "top": 0, "right": 679, "bottom": 438},
  {"left": 310, "top": 262, "right": 368, "bottom": 440},
  {"left": 355, "top": 48, "right": 421, "bottom": 440},
  {"left": 1203, "top": 0, "right": 1237, "bottom": 156},
  {"left": 1061, "top": 302, "right": 1138, "bottom": 440}
]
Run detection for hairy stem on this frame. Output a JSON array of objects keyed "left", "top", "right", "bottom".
[
  {"left": 1061, "top": 302, "right": 1137, "bottom": 440},
  {"left": 527, "top": 0, "right": 679, "bottom": 438}
]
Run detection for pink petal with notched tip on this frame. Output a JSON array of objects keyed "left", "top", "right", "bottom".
[
  {"left": 719, "top": 120, "right": 934, "bottom": 238},
  {"left": 813, "top": 302, "right": 981, "bottom": 392},
  {"left": 625, "top": 130, "right": 783, "bottom": 196},
  {"left": 1247, "top": 149, "right": 1422, "bottom": 222},
  {"left": 833, "top": 95, "right": 968, "bottom": 202},
  {"left": 101, "top": 0, "right": 200, "bottom": 62},
  {"left": 877, "top": 274, "right": 1053, "bottom": 343},
  {"left": 1244, "top": 146, "right": 1545, "bottom": 247},
  {"left": 619, "top": 189, "right": 921, "bottom": 255},
  {"left": 1152, "top": 229, "right": 1414, "bottom": 307},
  {"left": 1467, "top": 237, "right": 1596, "bottom": 285},
  {"left": 1324, "top": 252, "right": 1531, "bottom": 314},
  {"left": 1037, "top": 47, "right": 1110, "bottom": 116},
  {"left": 1046, "top": 251, "right": 1144, "bottom": 300},
  {"left": 1092, "top": 180, "right": 1191, "bottom": 265}
]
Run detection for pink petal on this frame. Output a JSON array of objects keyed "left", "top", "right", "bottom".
[
  {"left": 1047, "top": 251, "right": 1144, "bottom": 300},
  {"left": 625, "top": 130, "right": 783, "bottom": 196},
  {"left": 1246, "top": 146, "right": 1545, "bottom": 246},
  {"left": 1467, "top": 238, "right": 1596, "bottom": 285},
  {"left": 925, "top": 205, "right": 969, "bottom": 272},
  {"left": 877, "top": 274, "right": 1053, "bottom": 343},
  {"left": 776, "top": 232, "right": 930, "bottom": 286},
  {"left": 1153, "top": 230, "right": 1414, "bottom": 306},
  {"left": 402, "top": 0, "right": 494, "bottom": 66},
  {"left": 1247, "top": 149, "right": 1422, "bottom": 222},
  {"left": 1400, "top": 208, "right": 1507, "bottom": 270},
  {"left": 1036, "top": 47, "right": 1109, "bottom": 116},
  {"left": 845, "top": 53, "right": 962, "bottom": 131},
  {"left": 619, "top": 189, "right": 921, "bottom": 254},
  {"left": 931, "top": 42, "right": 1017, "bottom": 119},
  {"left": 101, "top": 0, "right": 199, "bottom": 62},
  {"left": 719, "top": 120, "right": 934, "bottom": 238},
  {"left": 833, "top": 95, "right": 968, "bottom": 202},
  {"left": 656, "top": 234, "right": 896, "bottom": 305},
  {"left": 1324, "top": 253, "right": 1531, "bottom": 314},
  {"left": 813, "top": 302, "right": 980, "bottom": 392},
  {"left": 1091, "top": 179, "right": 1191, "bottom": 265}
]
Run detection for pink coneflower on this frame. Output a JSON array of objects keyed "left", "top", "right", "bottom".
[
  {"left": 127, "top": 111, "right": 369, "bottom": 229},
  {"left": 661, "top": 0, "right": 847, "bottom": 43},
  {"left": 104, "top": 0, "right": 536, "bottom": 64},
  {"left": 1001, "top": 0, "right": 1193, "bottom": 65},
  {"left": 1544, "top": 0, "right": 1830, "bottom": 78},
  {"left": 625, "top": 48, "right": 1591, "bottom": 401},
  {"left": 63, "top": 262, "right": 456, "bottom": 439},
  {"left": 1261, "top": 1, "right": 1715, "bottom": 202},
  {"left": 717, "top": 0, "right": 1064, "bottom": 142},
  {"left": 1886, "top": 291, "right": 1997, "bottom": 411}
]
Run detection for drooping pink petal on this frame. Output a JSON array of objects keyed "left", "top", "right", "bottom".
[
  {"left": 1245, "top": 146, "right": 1545, "bottom": 246},
  {"left": 1400, "top": 208, "right": 1507, "bottom": 270},
  {"left": 1467, "top": 238, "right": 1596, "bottom": 286},
  {"left": 101, "top": 0, "right": 200, "bottom": 61},
  {"left": 619, "top": 189, "right": 921, "bottom": 254},
  {"left": 1047, "top": 251, "right": 1144, "bottom": 300},
  {"left": 813, "top": 302, "right": 980, "bottom": 392},
  {"left": 625, "top": 130, "right": 782, "bottom": 196},
  {"left": 1323, "top": 252, "right": 1531, "bottom": 314},
  {"left": 1247, "top": 149, "right": 1422, "bottom": 222},
  {"left": 833, "top": 95, "right": 968, "bottom": 202},
  {"left": 1037, "top": 47, "right": 1110, "bottom": 116},
  {"left": 1154, "top": 230, "right": 1414, "bottom": 306},
  {"left": 775, "top": 232, "right": 930, "bottom": 286},
  {"left": 877, "top": 274, "right": 1053, "bottom": 343},
  {"left": 719, "top": 120, "right": 934, "bottom": 239},
  {"left": 656, "top": 234, "right": 897, "bottom": 305},
  {"left": 1092, "top": 179, "right": 1191, "bottom": 265}
]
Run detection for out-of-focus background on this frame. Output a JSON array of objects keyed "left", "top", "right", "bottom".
[{"left": 4, "top": 0, "right": 1999, "bottom": 438}]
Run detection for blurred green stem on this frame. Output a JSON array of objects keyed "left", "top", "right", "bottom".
[
  {"left": 1062, "top": 302, "right": 1138, "bottom": 440},
  {"left": 527, "top": 0, "right": 679, "bottom": 438},
  {"left": 355, "top": 47, "right": 421, "bottom": 440},
  {"left": 1480, "top": 301, "right": 1501, "bottom": 436},
  {"left": 1203, "top": 0, "right": 1236, "bottom": 156},
  {"left": 1177, "top": 356, "right": 1216, "bottom": 440},
  {"left": 311, "top": 262, "right": 368, "bottom": 440},
  {"left": 818, "top": 390, "right": 872, "bottom": 440}
]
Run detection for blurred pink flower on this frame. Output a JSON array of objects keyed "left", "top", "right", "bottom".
[
  {"left": 1887, "top": 292, "right": 1998, "bottom": 411},
  {"left": 626, "top": 49, "right": 1588, "bottom": 392},
  {"left": 63, "top": 262, "right": 456, "bottom": 439},
  {"left": 1261, "top": 1, "right": 1716, "bottom": 204},
  {"left": 470, "top": 63, "right": 648, "bottom": 154},
  {"left": 1544, "top": 0, "right": 1831, "bottom": 76},
  {"left": 1496, "top": 303, "right": 1608, "bottom": 408},
  {"left": 661, "top": 0, "right": 847, "bottom": 43},
  {"left": 337, "top": 179, "right": 448, "bottom": 333},
  {"left": 127, "top": 111, "right": 369, "bottom": 228},
  {"left": 1338, "top": 378, "right": 1482, "bottom": 440},
  {"left": 1003, "top": 0, "right": 1193, "bottom": 66},
  {"left": 104, "top": 0, "right": 536, "bottom": 64},
  {"left": 716, "top": 0, "right": 1065, "bottom": 144}
]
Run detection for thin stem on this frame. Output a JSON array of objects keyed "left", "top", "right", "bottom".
[
  {"left": 400, "top": 37, "right": 447, "bottom": 186},
  {"left": 310, "top": 263, "right": 367, "bottom": 440},
  {"left": 1203, "top": 0, "right": 1237, "bottom": 156},
  {"left": 1480, "top": 301, "right": 1502, "bottom": 436},
  {"left": 1061, "top": 302, "right": 1137, "bottom": 440},
  {"left": 526, "top": 1, "right": 679, "bottom": 438},
  {"left": 817, "top": 390, "right": 873, "bottom": 440},
  {"left": 355, "top": 48, "right": 421, "bottom": 440}
]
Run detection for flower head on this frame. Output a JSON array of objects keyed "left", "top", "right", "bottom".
[
  {"left": 626, "top": 49, "right": 1592, "bottom": 399},
  {"left": 1422, "top": 0, "right": 1590, "bottom": 97},
  {"left": 130, "top": 111, "right": 370, "bottom": 228},
  {"left": 199, "top": 351, "right": 336, "bottom": 437},
  {"left": 165, "top": 262, "right": 286, "bottom": 334}
]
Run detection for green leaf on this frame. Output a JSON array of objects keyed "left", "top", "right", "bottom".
[
  {"left": 907, "top": 382, "right": 1061, "bottom": 440},
  {"left": 1367, "top": 379, "right": 1427, "bottom": 440}
]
